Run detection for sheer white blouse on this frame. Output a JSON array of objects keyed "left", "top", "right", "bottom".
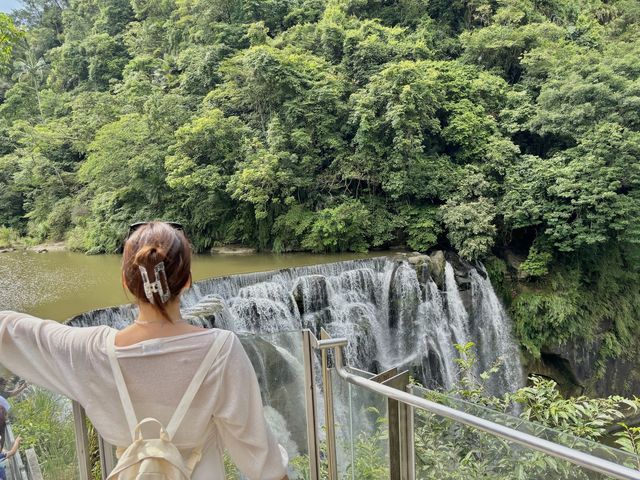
[{"left": 0, "top": 311, "right": 288, "bottom": 480}]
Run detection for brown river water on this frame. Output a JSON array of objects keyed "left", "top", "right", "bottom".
[{"left": 0, "top": 250, "right": 390, "bottom": 321}]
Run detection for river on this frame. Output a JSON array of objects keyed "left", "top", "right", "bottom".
[{"left": 0, "top": 250, "right": 389, "bottom": 321}]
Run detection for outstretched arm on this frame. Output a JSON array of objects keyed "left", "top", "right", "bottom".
[{"left": 0, "top": 311, "right": 105, "bottom": 401}]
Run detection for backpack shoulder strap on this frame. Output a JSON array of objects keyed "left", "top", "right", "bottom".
[
  {"left": 106, "top": 329, "right": 138, "bottom": 440},
  {"left": 166, "top": 330, "right": 232, "bottom": 439}
]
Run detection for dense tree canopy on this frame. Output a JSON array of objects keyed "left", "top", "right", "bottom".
[
  {"left": 1, "top": 0, "right": 639, "bottom": 363},
  {"left": 1, "top": 0, "right": 636, "bottom": 257},
  {"left": 0, "top": 13, "right": 23, "bottom": 72}
]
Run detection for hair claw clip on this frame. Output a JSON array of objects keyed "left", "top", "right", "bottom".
[{"left": 139, "top": 262, "right": 171, "bottom": 304}]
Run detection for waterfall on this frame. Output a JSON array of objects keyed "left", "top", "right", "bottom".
[
  {"left": 443, "top": 263, "right": 471, "bottom": 347},
  {"left": 70, "top": 256, "right": 524, "bottom": 394},
  {"left": 469, "top": 266, "right": 524, "bottom": 395},
  {"left": 387, "top": 262, "right": 422, "bottom": 366},
  {"left": 69, "top": 254, "right": 525, "bottom": 463},
  {"left": 418, "top": 280, "right": 459, "bottom": 391}
]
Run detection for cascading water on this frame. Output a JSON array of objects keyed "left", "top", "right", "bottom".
[
  {"left": 386, "top": 262, "right": 422, "bottom": 366},
  {"left": 469, "top": 265, "right": 524, "bottom": 395},
  {"left": 69, "top": 254, "right": 525, "bottom": 469},
  {"left": 418, "top": 279, "right": 459, "bottom": 391},
  {"left": 443, "top": 262, "right": 472, "bottom": 348}
]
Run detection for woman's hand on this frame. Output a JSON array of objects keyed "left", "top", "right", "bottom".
[{"left": 6, "top": 435, "right": 22, "bottom": 458}]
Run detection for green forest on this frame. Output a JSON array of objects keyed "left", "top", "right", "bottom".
[{"left": 0, "top": 1, "right": 639, "bottom": 371}]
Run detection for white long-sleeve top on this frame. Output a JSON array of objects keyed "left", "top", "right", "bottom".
[{"left": 0, "top": 310, "right": 288, "bottom": 480}]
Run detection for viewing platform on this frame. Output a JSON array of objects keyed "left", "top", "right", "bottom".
[{"left": 5, "top": 328, "right": 640, "bottom": 480}]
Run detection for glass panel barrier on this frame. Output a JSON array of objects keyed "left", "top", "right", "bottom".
[
  {"left": 413, "top": 405, "right": 616, "bottom": 479},
  {"left": 411, "top": 385, "right": 640, "bottom": 478},
  {"left": 8, "top": 385, "right": 80, "bottom": 480},
  {"left": 228, "top": 330, "right": 310, "bottom": 479},
  {"left": 8, "top": 330, "right": 313, "bottom": 480},
  {"left": 331, "top": 367, "right": 389, "bottom": 480}
]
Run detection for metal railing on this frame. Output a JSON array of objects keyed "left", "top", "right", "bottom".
[
  {"left": 24, "top": 328, "right": 640, "bottom": 479},
  {"left": 312, "top": 328, "right": 640, "bottom": 480},
  {"left": 4, "top": 424, "right": 29, "bottom": 480}
]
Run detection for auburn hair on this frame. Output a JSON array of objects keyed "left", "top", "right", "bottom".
[{"left": 122, "top": 222, "right": 192, "bottom": 322}]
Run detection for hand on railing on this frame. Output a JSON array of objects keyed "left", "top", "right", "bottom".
[{"left": 5, "top": 435, "right": 21, "bottom": 459}]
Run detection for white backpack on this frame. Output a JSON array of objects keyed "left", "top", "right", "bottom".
[{"left": 106, "top": 330, "right": 231, "bottom": 480}]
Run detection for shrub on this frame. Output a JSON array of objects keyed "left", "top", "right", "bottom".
[
  {"left": 302, "top": 200, "right": 372, "bottom": 253},
  {"left": 399, "top": 205, "right": 442, "bottom": 252},
  {"left": 0, "top": 226, "right": 20, "bottom": 248},
  {"left": 413, "top": 344, "right": 640, "bottom": 479},
  {"left": 519, "top": 246, "right": 553, "bottom": 278},
  {"left": 10, "top": 387, "right": 78, "bottom": 480}
]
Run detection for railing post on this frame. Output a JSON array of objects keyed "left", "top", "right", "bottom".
[
  {"left": 405, "top": 385, "right": 416, "bottom": 480},
  {"left": 25, "top": 448, "right": 44, "bottom": 480},
  {"left": 381, "top": 371, "right": 411, "bottom": 480},
  {"left": 98, "top": 435, "right": 117, "bottom": 480},
  {"left": 72, "top": 401, "right": 92, "bottom": 480},
  {"left": 302, "top": 330, "right": 320, "bottom": 480},
  {"left": 320, "top": 328, "right": 339, "bottom": 480}
]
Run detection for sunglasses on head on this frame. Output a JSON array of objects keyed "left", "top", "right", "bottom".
[
  {"left": 118, "top": 222, "right": 185, "bottom": 254},
  {"left": 126, "top": 221, "right": 184, "bottom": 240}
]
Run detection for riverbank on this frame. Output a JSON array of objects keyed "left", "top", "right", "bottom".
[
  {"left": 0, "top": 227, "right": 29, "bottom": 250},
  {"left": 0, "top": 242, "right": 67, "bottom": 254},
  {"left": 0, "top": 227, "right": 66, "bottom": 252}
]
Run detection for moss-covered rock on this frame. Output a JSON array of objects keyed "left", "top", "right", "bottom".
[{"left": 428, "top": 250, "right": 446, "bottom": 289}]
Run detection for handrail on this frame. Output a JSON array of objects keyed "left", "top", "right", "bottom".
[
  {"left": 309, "top": 335, "right": 348, "bottom": 351},
  {"left": 5, "top": 424, "right": 29, "bottom": 480},
  {"left": 328, "top": 338, "right": 640, "bottom": 480}
]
